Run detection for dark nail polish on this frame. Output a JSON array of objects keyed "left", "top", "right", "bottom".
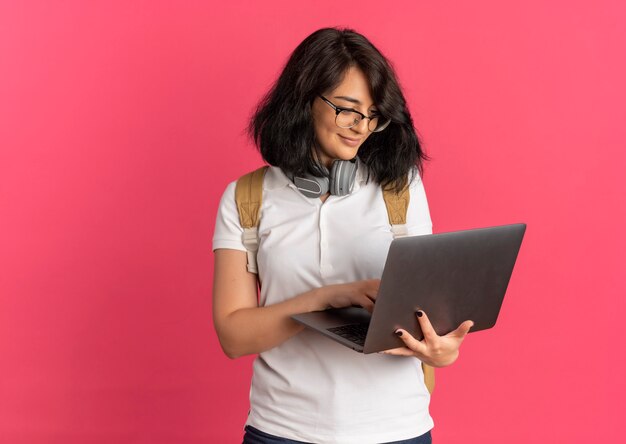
[
  {"left": 416, "top": 310, "right": 423, "bottom": 317},
  {"left": 395, "top": 330, "right": 403, "bottom": 337}
]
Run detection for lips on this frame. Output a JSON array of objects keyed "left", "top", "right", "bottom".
[{"left": 339, "top": 134, "right": 361, "bottom": 146}]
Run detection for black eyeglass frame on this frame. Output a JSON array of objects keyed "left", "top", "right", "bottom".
[{"left": 318, "top": 95, "right": 391, "bottom": 133}]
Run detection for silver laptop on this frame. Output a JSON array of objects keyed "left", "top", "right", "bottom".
[{"left": 291, "top": 223, "right": 526, "bottom": 354}]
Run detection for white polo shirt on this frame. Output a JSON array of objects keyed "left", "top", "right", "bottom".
[{"left": 212, "top": 158, "right": 434, "bottom": 443}]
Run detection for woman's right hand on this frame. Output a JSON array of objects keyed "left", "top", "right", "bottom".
[
  {"left": 319, "top": 279, "right": 381, "bottom": 313},
  {"left": 214, "top": 249, "right": 382, "bottom": 358}
]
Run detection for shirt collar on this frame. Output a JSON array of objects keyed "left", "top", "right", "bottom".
[
  {"left": 264, "top": 165, "right": 291, "bottom": 191},
  {"left": 351, "top": 156, "right": 368, "bottom": 193}
]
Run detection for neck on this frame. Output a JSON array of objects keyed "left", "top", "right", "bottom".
[{"left": 312, "top": 144, "right": 334, "bottom": 170}]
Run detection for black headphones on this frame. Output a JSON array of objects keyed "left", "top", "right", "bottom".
[{"left": 289, "top": 158, "right": 358, "bottom": 198}]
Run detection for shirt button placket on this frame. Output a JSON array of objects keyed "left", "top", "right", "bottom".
[{"left": 319, "top": 204, "right": 331, "bottom": 276}]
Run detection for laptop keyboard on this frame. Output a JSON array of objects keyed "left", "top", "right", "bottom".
[{"left": 327, "top": 323, "right": 369, "bottom": 346}]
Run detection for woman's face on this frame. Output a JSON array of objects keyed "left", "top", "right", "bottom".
[{"left": 311, "top": 66, "right": 377, "bottom": 169}]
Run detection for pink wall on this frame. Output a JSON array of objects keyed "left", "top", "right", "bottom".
[{"left": 1, "top": 1, "right": 624, "bottom": 442}]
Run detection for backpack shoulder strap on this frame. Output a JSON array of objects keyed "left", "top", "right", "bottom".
[
  {"left": 381, "top": 179, "right": 410, "bottom": 238},
  {"left": 234, "top": 166, "right": 268, "bottom": 274},
  {"left": 422, "top": 362, "right": 435, "bottom": 394}
]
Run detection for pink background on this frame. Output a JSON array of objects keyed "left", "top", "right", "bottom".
[{"left": 1, "top": 1, "right": 625, "bottom": 442}]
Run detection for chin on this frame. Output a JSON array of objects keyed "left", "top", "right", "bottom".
[
  {"left": 336, "top": 140, "right": 362, "bottom": 155},
  {"left": 330, "top": 149, "right": 357, "bottom": 162}
]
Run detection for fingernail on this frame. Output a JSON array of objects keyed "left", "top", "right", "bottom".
[
  {"left": 395, "top": 330, "right": 403, "bottom": 337},
  {"left": 416, "top": 310, "right": 423, "bottom": 317}
]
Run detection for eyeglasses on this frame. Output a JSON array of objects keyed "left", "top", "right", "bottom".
[{"left": 318, "top": 95, "right": 391, "bottom": 133}]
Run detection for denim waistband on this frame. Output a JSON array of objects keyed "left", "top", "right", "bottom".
[{"left": 242, "top": 425, "right": 433, "bottom": 444}]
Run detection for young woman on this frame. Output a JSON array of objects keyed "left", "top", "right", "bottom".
[{"left": 212, "top": 27, "right": 473, "bottom": 444}]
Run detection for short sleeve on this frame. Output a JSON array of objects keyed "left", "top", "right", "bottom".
[
  {"left": 406, "top": 170, "right": 433, "bottom": 236},
  {"left": 212, "top": 181, "right": 247, "bottom": 252}
]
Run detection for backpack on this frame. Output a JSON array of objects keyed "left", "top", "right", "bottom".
[{"left": 234, "top": 166, "right": 435, "bottom": 394}]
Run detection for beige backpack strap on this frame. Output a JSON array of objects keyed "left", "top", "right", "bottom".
[
  {"left": 422, "top": 362, "right": 435, "bottom": 394},
  {"left": 234, "top": 166, "right": 268, "bottom": 274},
  {"left": 381, "top": 179, "right": 410, "bottom": 238},
  {"left": 381, "top": 178, "right": 435, "bottom": 395}
]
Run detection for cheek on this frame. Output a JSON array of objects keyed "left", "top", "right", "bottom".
[
  {"left": 313, "top": 125, "right": 326, "bottom": 145},
  {"left": 314, "top": 118, "right": 337, "bottom": 141}
]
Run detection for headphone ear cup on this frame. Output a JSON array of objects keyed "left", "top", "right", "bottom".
[
  {"left": 293, "top": 175, "right": 329, "bottom": 198},
  {"left": 329, "top": 159, "right": 358, "bottom": 196}
]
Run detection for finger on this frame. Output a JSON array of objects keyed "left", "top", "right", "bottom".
[
  {"left": 368, "top": 278, "right": 381, "bottom": 288},
  {"left": 446, "top": 320, "right": 474, "bottom": 339},
  {"left": 394, "top": 328, "right": 427, "bottom": 355},
  {"left": 415, "top": 310, "right": 438, "bottom": 341},
  {"left": 379, "top": 346, "right": 415, "bottom": 356},
  {"left": 365, "top": 279, "right": 381, "bottom": 300},
  {"left": 360, "top": 298, "right": 375, "bottom": 313}
]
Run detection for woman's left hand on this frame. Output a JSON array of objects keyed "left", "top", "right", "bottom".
[{"left": 380, "top": 310, "right": 474, "bottom": 367}]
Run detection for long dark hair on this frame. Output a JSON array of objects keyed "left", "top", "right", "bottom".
[{"left": 247, "top": 27, "right": 428, "bottom": 191}]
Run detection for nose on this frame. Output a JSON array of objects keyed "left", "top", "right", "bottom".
[{"left": 351, "top": 117, "right": 369, "bottom": 134}]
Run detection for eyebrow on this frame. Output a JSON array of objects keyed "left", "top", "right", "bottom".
[
  {"left": 333, "top": 95, "right": 377, "bottom": 109},
  {"left": 333, "top": 95, "right": 362, "bottom": 104}
]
